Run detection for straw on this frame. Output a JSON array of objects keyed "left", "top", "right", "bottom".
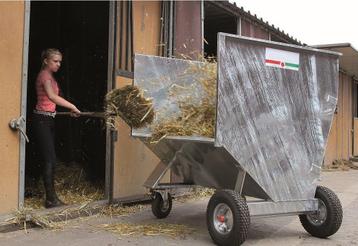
[
  {"left": 99, "top": 222, "right": 195, "bottom": 239},
  {"left": 100, "top": 204, "right": 148, "bottom": 218},
  {"left": 25, "top": 162, "right": 104, "bottom": 210},
  {"left": 105, "top": 85, "right": 154, "bottom": 129},
  {"left": 149, "top": 58, "right": 217, "bottom": 143},
  {"left": 323, "top": 159, "right": 358, "bottom": 171}
]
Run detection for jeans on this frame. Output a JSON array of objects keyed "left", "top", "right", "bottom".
[
  {"left": 32, "top": 113, "right": 59, "bottom": 203},
  {"left": 32, "top": 113, "right": 57, "bottom": 164}
]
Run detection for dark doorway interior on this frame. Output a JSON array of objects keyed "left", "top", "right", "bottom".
[
  {"left": 204, "top": 2, "right": 237, "bottom": 57},
  {"left": 25, "top": 1, "right": 109, "bottom": 208}
]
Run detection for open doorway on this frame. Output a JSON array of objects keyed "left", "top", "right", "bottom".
[
  {"left": 25, "top": 1, "right": 110, "bottom": 209},
  {"left": 204, "top": 2, "right": 237, "bottom": 57}
]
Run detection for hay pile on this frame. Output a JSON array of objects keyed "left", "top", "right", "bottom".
[
  {"left": 25, "top": 163, "right": 104, "bottom": 209},
  {"left": 105, "top": 85, "right": 154, "bottom": 128},
  {"left": 99, "top": 222, "right": 194, "bottom": 239},
  {"left": 150, "top": 59, "right": 217, "bottom": 143}
]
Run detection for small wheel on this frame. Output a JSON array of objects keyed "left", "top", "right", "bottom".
[
  {"left": 207, "top": 190, "right": 250, "bottom": 246},
  {"left": 299, "top": 185, "right": 343, "bottom": 238},
  {"left": 151, "top": 192, "right": 172, "bottom": 219}
]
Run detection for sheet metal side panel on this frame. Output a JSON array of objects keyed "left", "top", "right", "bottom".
[
  {"left": 132, "top": 54, "right": 208, "bottom": 136},
  {"left": 216, "top": 33, "right": 339, "bottom": 201},
  {"left": 138, "top": 138, "right": 242, "bottom": 190},
  {"left": 132, "top": 54, "right": 269, "bottom": 198}
]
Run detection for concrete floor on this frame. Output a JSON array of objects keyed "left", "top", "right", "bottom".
[{"left": 1, "top": 170, "right": 357, "bottom": 246}]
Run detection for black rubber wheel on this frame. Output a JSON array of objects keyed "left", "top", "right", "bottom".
[
  {"left": 207, "top": 190, "right": 250, "bottom": 246},
  {"left": 151, "top": 192, "right": 172, "bottom": 219},
  {"left": 299, "top": 185, "right": 343, "bottom": 238}
]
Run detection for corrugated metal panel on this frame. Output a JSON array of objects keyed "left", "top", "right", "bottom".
[{"left": 174, "top": 1, "right": 202, "bottom": 58}]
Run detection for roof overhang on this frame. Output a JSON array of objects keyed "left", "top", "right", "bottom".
[{"left": 312, "top": 43, "right": 358, "bottom": 80}]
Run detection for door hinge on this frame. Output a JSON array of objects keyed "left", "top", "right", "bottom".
[{"left": 9, "top": 116, "right": 29, "bottom": 142}]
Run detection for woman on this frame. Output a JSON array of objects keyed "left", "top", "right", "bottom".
[{"left": 33, "top": 48, "right": 80, "bottom": 208}]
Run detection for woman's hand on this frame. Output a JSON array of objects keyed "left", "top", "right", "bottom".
[{"left": 70, "top": 105, "right": 81, "bottom": 117}]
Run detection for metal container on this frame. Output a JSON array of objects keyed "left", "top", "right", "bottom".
[{"left": 132, "top": 33, "right": 342, "bottom": 245}]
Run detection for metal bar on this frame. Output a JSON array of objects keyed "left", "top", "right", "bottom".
[
  {"left": 125, "top": 1, "right": 129, "bottom": 70},
  {"left": 115, "top": 69, "right": 134, "bottom": 79},
  {"left": 118, "top": 1, "right": 123, "bottom": 70},
  {"left": 152, "top": 184, "right": 197, "bottom": 190},
  {"left": 247, "top": 199, "right": 318, "bottom": 218},
  {"left": 234, "top": 169, "right": 246, "bottom": 195},
  {"left": 221, "top": 33, "right": 341, "bottom": 57},
  {"left": 161, "top": 1, "right": 166, "bottom": 57},
  {"left": 168, "top": 0, "right": 174, "bottom": 57},
  {"left": 19, "top": 1, "right": 31, "bottom": 209},
  {"left": 130, "top": 1, "right": 134, "bottom": 71},
  {"left": 144, "top": 161, "right": 173, "bottom": 189},
  {"left": 56, "top": 112, "right": 107, "bottom": 118},
  {"left": 106, "top": 0, "right": 117, "bottom": 204},
  {"left": 164, "top": 2, "right": 169, "bottom": 57},
  {"left": 200, "top": 0, "right": 204, "bottom": 56},
  {"left": 159, "top": 1, "right": 164, "bottom": 56},
  {"left": 237, "top": 17, "right": 241, "bottom": 35},
  {"left": 352, "top": 80, "right": 356, "bottom": 156},
  {"left": 132, "top": 133, "right": 214, "bottom": 143}
]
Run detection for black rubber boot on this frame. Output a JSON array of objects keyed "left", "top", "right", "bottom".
[{"left": 43, "top": 162, "right": 65, "bottom": 208}]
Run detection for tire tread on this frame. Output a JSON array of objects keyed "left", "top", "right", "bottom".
[{"left": 299, "top": 185, "right": 343, "bottom": 238}]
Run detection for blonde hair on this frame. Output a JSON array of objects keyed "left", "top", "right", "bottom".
[{"left": 41, "top": 48, "right": 62, "bottom": 68}]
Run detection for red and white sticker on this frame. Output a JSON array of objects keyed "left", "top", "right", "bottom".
[{"left": 265, "top": 48, "right": 300, "bottom": 71}]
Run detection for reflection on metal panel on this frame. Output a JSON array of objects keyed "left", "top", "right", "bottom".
[
  {"left": 132, "top": 54, "right": 269, "bottom": 199},
  {"left": 216, "top": 33, "right": 339, "bottom": 201},
  {"left": 132, "top": 54, "right": 210, "bottom": 136}
]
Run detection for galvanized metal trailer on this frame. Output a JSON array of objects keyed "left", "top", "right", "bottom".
[{"left": 132, "top": 33, "right": 343, "bottom": 245}]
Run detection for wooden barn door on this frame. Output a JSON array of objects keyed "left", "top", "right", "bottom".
[{"left": 0, "top": 1, "right": 29, "bottom": 213}]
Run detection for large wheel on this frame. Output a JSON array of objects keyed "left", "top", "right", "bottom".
[
  {"left": 207, "top": 190, "right": 250, "bottom": 246},
  {"left": 299, "top": 185, "right": 343, "bottom": 238},
  {"left": 151, "top": 192, "right": 172, "bottom": 219}
]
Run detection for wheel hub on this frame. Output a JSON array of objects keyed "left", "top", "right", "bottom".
[
  {"left": 307, "top": 199, "right": 327, "bottom": 226},
  {"left": 161, "top": 200, "right": 169, "bottom": 212},
  {"left": 213, "top": 203, "right": 233, "bottom": 235}
]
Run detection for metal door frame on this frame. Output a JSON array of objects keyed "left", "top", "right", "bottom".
[
  {"left": 105, "top": 1, "right": 116, "bottom": 203},
  {"left": 18, "top": 1, "right": 31, "bottom": 209}
]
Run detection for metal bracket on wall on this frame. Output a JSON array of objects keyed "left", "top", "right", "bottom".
[{"left": 9, "top": 116, "right": 29, "bottom": 143}]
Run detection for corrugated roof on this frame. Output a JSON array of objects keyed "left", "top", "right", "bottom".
[
  {"left": 313, "top": 43, "right": 358, "bottom": 79},
  {"left": 209, "top": 1, "right": 305, "bottom": 46}
]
